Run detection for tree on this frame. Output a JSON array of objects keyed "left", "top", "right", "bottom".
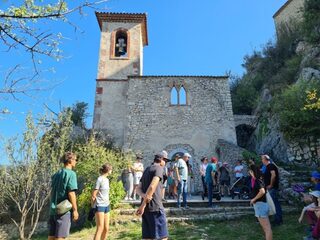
[
  {"left": 0, "top": 0, "right": 107, "bottom": 110},
  {"left": 0, "top": 111, "right": 73, "bottom": 240}
]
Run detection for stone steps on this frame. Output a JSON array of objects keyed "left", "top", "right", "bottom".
[{"left": 113, "top": 205, "right": 298, "bottom": 224}]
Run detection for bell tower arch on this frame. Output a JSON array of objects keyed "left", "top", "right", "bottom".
[{"left": 95, "top": 12, "right": 148, "bottom": 80}]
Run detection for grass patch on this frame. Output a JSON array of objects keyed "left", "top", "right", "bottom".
[{"left": 32, "top": 212, "right": 306, "bottom": 240}]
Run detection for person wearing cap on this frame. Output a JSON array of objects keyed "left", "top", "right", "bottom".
[
  {"left": 299, "top": 190, "right": 320, "bottom": 223},
  {"left": 136, "top": 151, "right": 168, "bottom": 240},
  {"left": 132, "top": 155, "right": 144, "bottom": 200},
  {"left": 205, "top": 157, "right": 219, "bottom": 207},
  {"left": 174, "top": 152, "right": 191, "bottom": 208},
  {"left": 261, "top": 154, "right": 283, "bottom": 226},
  {"left": 301, "top": 191, "right": 320, "bottom": 239}
]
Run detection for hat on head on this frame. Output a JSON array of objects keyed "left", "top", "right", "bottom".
[
  {"left": 211, "top": 157, "right": 218, "bottom": 163},
  {"left": 175, "top": 153, "right": 182, "bottom": 158},
  {"left": 311, "top": 171, "right": 320, "bottom": 179},
  {"left": 155, "top": 150, "right": 169, "bottom": 161},
  {"left": 183, "top": 153, "right": 191, "bottom": 158},
  {"left": 310, "top": 191, "right": 320, "bottom": 198},
  {"left": 223, "top": 162, "right": 228, "bottom": 166},
  {"left": 136, "top": 154, "right": 143, "bottom": 160}
]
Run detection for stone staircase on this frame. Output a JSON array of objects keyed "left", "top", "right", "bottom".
[{"left": 115, "top": 197, "right": 297, "bottom": 224}]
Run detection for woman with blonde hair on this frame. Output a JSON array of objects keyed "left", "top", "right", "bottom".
[{"left": 92, "top": 163, "right": 112, "bottom": 240}]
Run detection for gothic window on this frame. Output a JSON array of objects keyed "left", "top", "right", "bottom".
[
  {"left": 170, "top": 87, "right": 178, "bottom": 105},
  {"left": 179, "top": 86, "right": 187, "bottom": 105},
  {"left": 170, "top": 85, "right": 187, "bottom": 105},
  {"left": 115, "top": 30, "right": 128, "bottom": 57}
]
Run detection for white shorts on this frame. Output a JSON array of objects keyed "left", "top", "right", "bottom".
[{"left": 134, "top": 173, "right": 142, "bottom": 185}]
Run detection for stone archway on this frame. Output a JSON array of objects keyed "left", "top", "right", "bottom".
[
  {"left": 164, "top": 144, "right": 196, "bottom": 193},
  {"left": 235, "top": 124, "right": 256, "bottom": 148},
  {"left": 164, "top": 144, "right": 195, "bottom": 164}
]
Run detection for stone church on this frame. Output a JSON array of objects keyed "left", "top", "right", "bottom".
[{"left": 92, "top": 12, "right": 239, "bottom": 191}]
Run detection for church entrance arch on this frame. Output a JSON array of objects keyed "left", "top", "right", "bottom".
[{"left": 165, "top": 144, "right": 195, "bottom": 193}]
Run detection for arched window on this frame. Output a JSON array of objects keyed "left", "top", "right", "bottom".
[
  {"left": 179, "top": 86, "right": 187, "bottom": 105},
  {"left": 170, "top": 87, "right": 178, "bottom": 105},
  {"left": 115, "top": 30, "right": 128, "bottom": 57}
]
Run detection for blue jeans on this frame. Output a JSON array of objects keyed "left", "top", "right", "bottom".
[
  {"left": 269, "top": 188, "right": 282, "bottom": 223},
  {"left": 177, "top": 180, "right": 188, "bottom": 207},
  {"left": 207, "top": 182, "right": 213, "bottom": 207}
]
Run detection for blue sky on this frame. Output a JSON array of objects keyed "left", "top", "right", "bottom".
[{"left": 0, "top": 0, "right": 287, "bottom": 141}]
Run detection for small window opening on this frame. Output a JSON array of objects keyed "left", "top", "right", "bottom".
[{"left": 115, "top": 31, "right": 128, "bottom": 57}]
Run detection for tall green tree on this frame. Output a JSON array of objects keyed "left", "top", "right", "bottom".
[{"left": 0, "top": 111, "right": 73, "bottom": 240}]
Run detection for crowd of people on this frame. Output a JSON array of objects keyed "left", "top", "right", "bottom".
[{"left": 49, "top": 150, "right": 320, "bottom": 240}]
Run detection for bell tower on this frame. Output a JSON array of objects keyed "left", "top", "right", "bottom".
[
  {"left": 95, "top": 12, "right": 148, "bottom": 80},
  {"left": 93, "top": 12, "right": 148, "bottom": 147}
]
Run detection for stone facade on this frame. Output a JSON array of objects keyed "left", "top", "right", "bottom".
[
  {"left": 273, "top": 0, "right": 305, "bottom": 36},
  {"left": 287, "top": 136, "right": 320, "bottom": 167},
  {"left": 93, "top": 13, "right": 237, "bottom": 192}
]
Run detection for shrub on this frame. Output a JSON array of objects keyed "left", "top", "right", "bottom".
[
  {"left": 75, "top": 136, "right": 127, "bottom": 221},
  {"left": 303, "top": 0, "right": 320, "bottom": 43},
  {"left": 273, "top": 80, "right": 320, "bottom": 140}
]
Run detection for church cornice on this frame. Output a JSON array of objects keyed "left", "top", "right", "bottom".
[
  {"left": 95, "top": 12, "right": 148, "bottom": 46},
  {"left": 127, "top": 75, "right": 229, "bottom": 79}
]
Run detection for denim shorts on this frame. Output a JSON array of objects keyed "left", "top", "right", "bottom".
[
  {"left": 253, "top": 201, "right": 269, "bottom": 218},
  {"left": 142, "top": 208, "right": 168, "bottom": 239},
  {"left": 48, "top": 211, "right": 71, "bottom": 238},
  {"left": 96, "top": 205, "right": 110, "bottom": 213}
]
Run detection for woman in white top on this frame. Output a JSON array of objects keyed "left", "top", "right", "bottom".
[
  {"left": 200, "top": 157, "right": 208, "bottom": 199},
  {"left": 92, "top": 163, "right": 112, "bottom": 240},
  {"left": 132, "top": 156, "right": 144, "bottom": 200}
]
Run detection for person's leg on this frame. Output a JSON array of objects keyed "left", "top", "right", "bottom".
[
  {"left": 177, "top": 181, "right": 182, "bottom": 207},
  {"left": 101, "top": 212, "right": 110, "bottom": 240},
  {"left": 269, "top": 189, "right": 283, "bottom": 223},
  {"left": 258, "top": 217, "right": 273, "bottom": 240},
  {"left": 182, "top": 180, "right": 188, "bottom": 207},
  {"left": 201, "top": 176, "right": 207, "bottom": 197},
  {"left": 94, "top": 211, "right": 105, "bottom": 240},
  {"left": 208, "top": 182, "right": 213, "bottom": 207},
  {"left": 128, "top": 173, "right": 134, "bottom": 199}
]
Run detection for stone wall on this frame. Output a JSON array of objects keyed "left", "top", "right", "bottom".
[
  {"left": 122, "top": 76, "right": 236, "bottom": 192},
  {"left": 286, "top": 136, "right": 320, "bottom": 167},
  {"left": 273, "top": 0, "right": 305, "bottom": 36},
  {"left": 97, "top": 21, "right": 143, "bottom": 80}
]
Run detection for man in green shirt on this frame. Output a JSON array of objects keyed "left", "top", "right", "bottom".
[{"left": 48, "top": 152, "right": 79, "bottom": 240}]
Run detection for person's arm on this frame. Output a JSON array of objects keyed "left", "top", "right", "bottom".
[
  {"left": 68, "top": 191, "right": 79, "bottom": 221},
  {"left": 136, "top": 182, "right": 146, "bottom": 198},
  {"left": 91, "top": 189, "right": 98, "bottom": 207},
  {"left": 136, "top": 176, "right": 161, "bottom": 216},
  {"left": 250, "top": 187, "right": 265, "bottom": 205},
  {"left": 175, "top": 166, "right": 181, "bottom": 182},
  {"left": 267, "top": 170, "right": 276, "bottom": 189}
]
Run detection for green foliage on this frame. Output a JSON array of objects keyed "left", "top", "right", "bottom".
[
  {"left": 242, "top": 150, "right": 260, "bottom": 165},
  {"left": 273, "top": 80, "right": 320, "bottom": 140},
  {"left": 74, "top": 136, "right": 126, "bottom": 214},
  {"left": 70, "top": 102, "right": 89, "bottom": 128},
  {"left": 303, "top": 0, "right": 320, "bottom": 43},
  {"left": 257, "top": 117, "right": 269, "bottom": 142},
  {"left": 0, "top": 111, "right": 73, "bottom": 239},
  {"left": 109, "top": 181, "right": 126, "bottom": 209},
  {"left": 231, "top": 77, "right": 258, "bottom": 114}
]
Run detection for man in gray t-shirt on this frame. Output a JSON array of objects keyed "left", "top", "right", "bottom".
[{"left": 174, "top": 152, "right": 191, "bottom": 208}]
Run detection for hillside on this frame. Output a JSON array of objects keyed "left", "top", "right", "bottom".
[{"left": 231, "top": 0, "right": 320, "bottom": 166}]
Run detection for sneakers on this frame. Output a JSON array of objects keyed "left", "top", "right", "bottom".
[{"left": 124, "top": 196, "right": 129, "bottom": 201}]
